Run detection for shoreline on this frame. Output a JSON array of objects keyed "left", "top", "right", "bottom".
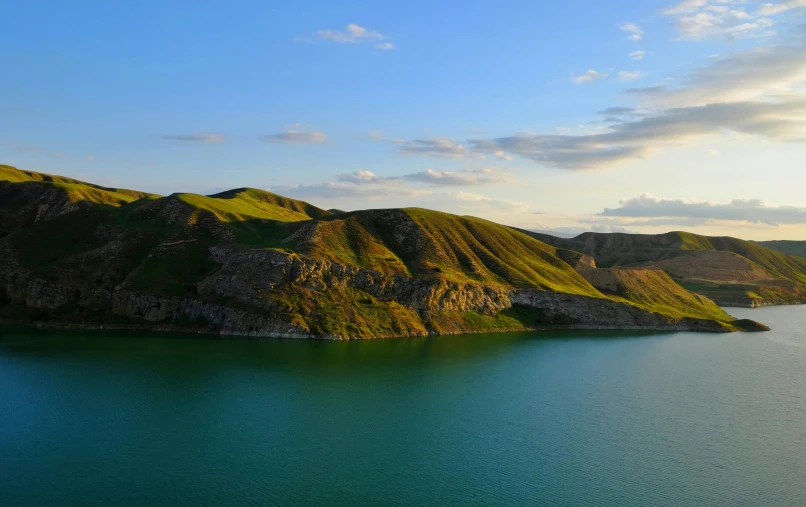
[{"left": 0, "top": 316, "right": 760, "bottom": 341}]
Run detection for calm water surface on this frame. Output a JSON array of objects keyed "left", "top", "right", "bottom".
[{"left": 2, "top": 305, "right": 806, "bottom": 506}]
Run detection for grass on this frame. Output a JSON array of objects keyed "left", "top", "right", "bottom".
[
  {"left": 174, "top": 191, "right": 324, "bottom": 223},
  {"left": 0, "top": 164, "right": 156, "bottom": 204},
  {"left": 292, "top": 208, "right": 604, "bottom": 296},
  {"left": 527, "top": 228, "right": 806, "bottom": 306},
  {"left": 0, "top": 165, "right": 768, "bottom": 335},
  {"left": 596, "top": 268, "right": 733, "bottom": 322},
  {"left": 756, "top": 240, "right": 806, "bottom": 259},
  {"left": 270, "top": 285, "right": 427, "bottom": 338}
]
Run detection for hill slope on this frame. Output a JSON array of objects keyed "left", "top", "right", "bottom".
[
  {"left": 0, "top": 164, "right": 156, "bottom": 237},
  {"left": 756, "top": 240, "right": 806, "bottom": 259},
  {"left": 0, "top": 165, "right": 761, "bottom": 337},
  {"left": 525, "top": 230, "right": 806, "bottom": 307}
]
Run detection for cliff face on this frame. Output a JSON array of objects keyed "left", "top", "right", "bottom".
[{"left": 0, "top": 164, "right": 765, "bottom": 338}]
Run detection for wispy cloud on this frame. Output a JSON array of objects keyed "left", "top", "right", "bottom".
[
  {"left": 470, "top": 99, "right": 806, "bottom": 170},
  {"left": 396, "top": 137, "right": 469, "bottom": 158},
  {"left": 627, "top": 41, "right": 806, "bottom": 107},
  {"left": 262, "top": 130, "right": 328, "bottom": 144},
  {"left": 453, "top": 34, "right": 806, "bottom": 170},
  {"left": 162, "top": 133, "right": 224, "bottom": 143},
  {"left": 404, "top": 167, "right": 513, "bottom": 186},
  {"left": 661, "top": 0, "right": 777, "bottom": 40},
  {"left": 312, "top": 23, "right": 394, "bottom": 49},
  {"left": 275, "top": 182, "right": 427, "bottom": 200},
  {"left": 758, "top": 0, "right": 806, "bottom": 16},
  {"left": 629, "top": 50, "right": 647, "bottom": 60},
  {"left": 571, "top": 70, "right": 609, "bottom": 84},
  {"left": 599, "top": 194, "right": 806, "bottom": 226},
  {"left": 395, "top": 137, "right": 512, "bottom": 160},
  {"left": 452, "top": 191, "right": 531, "bottom": 212},
  {"left": 336, "top": 167, "right": 513, "bottom": 187},
  {"left": 618, "top": 70, "right": 645, "bottom": 81},
  {"left": 620, "top": 22, "right": 644, "bottom": 41}
]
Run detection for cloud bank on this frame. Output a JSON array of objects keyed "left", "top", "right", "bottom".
[{"left": 600, "top": 194, "right": 806, "bottom": 226}]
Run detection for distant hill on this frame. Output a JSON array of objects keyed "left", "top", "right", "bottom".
[
  {"left": 755, "top": 240, "right": 806, "bottom": 259},
  {"left": 0, "top": 164, "right": 764, "bottom": 337},
  {"left": 0, "top": 164, "right": 156, "bottom": 237},
  {"left": 522, "top": 230, "right": 806, "bottom": 307}
]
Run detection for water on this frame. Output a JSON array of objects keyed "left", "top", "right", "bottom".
[{"left": 1, "top": 306, "right": 805, "bottom": 506}]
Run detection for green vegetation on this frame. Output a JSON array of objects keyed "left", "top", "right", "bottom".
[
  {"left": 0, "top": 164, "right": 156, "bottom": 204},
  {"left": 0, "top": 164, "right": 767, "bottom": 337},
  {"left": 524, "top": 229, "right": 806, "bottom": 307},
  {"left": 756, "top": 240, "right": 806, "bottom": 259},
  {"left": 176, "top": 188, "right": 330, "bottom": 223},
  {"left": 589, "top": 268, "right": 733, "bottom": 322},
  {"left": 270, "top": 286, "right": 427, "bottom": 338}
]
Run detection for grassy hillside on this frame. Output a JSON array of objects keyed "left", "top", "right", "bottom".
[
  {"left": 523, "top": 230, "right": 806, "bottom": 306},
  {"left": 0, "top": 166, "right": 759, "bottom": 336},
  {"left": 756, "top": 240, "right": 806, "bottom": 259},
  {"left": 0, "top": 164, "right": 157, "bottom": 238},
  {"left": 579, "top": 266, "right": 733, "bottom": 322},
  {"left": 283, "top": 209, "right": 602, "bottom": 295},
  {"left": 0, "top": 164, "right": 156, "bottom": 205}
]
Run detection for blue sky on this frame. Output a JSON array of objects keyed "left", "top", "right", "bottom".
[{"left": 3, "top": 0, "right": 806, "bottom": 239}]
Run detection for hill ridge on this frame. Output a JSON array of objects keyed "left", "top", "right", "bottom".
[{"left": 0, "top": 164, "right": 766, "bottom": 337}]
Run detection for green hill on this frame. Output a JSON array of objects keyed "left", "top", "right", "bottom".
[
  {"left": 0, "top": 164, "right": 157, "bottom": 237},
  {"left": 755, "top": 240, "right": 806, "bottom": 259},
  {"left": 524, "top": 230, "right": 806, "bottom": 307},
  {"left": 0, "top": 164, "right": 762, "bottom": 337}
]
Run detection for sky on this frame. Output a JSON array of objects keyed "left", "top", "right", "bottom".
[{"left": 2, "top": 0, "right": 806, "bottom": 240}]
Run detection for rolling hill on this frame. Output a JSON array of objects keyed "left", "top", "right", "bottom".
[
  {"left": 755, "top": 240, "right": 806, "bottom": 259},
  {"left": 0, "top": 164, "right": 765, "bottom": 338},
  {"left": 525, "top": 230, "right": 806, "bottom": 307}
]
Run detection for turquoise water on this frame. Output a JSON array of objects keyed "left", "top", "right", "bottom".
[{"left": 2, "top": 306, "right": 806, "bottom": 506}]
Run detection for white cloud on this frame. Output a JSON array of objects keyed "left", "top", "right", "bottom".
[
  {"left": 628, "top": 41, "right": 806, "bottom": 107},
  {"left": 396, "top": 138, "right": 472, "bottom": 159},
  {"left": 662, "top": 0, "right": 709, "bottom": 15},
  {"left": 618, "top": 70, "right": 645, "bottom": 81},
  {"left": 472, "top": 98, "right": 806, "bottom": 169},
  {"left": 620, "top": 22, "right": 644, "bottom": 41},
  {"left": 335, "top": 167, "right": 513, "bottom": 187},
  {"left": 276, "top": 182, "right": 428, "bottom": 200},
  {"left": 313, "top": 24, "right": 394, "bottom": 49},
  {"left": 662, "top": 0, "right": 777, "bottom": 40},
  {"left": 162, "top": 133, "right": 224, "bottom": 143},
  {"left": 758, "top": 0, "right": 806, "bottom": 15},
  {"left": 599, "top": 194, "right": 806, "bottom": 226},
  {"left": 571, "top": 70, "right": 609, "bottom": 84},
  {"left": 452, "top": 192, "right": 531, "bottom": 212},
  {"left": 395, "top": 137, "right": 514, "bottom": 160},
  {"left": 262, "top": 130, "right": 328, "bottom": 144},
  {"left": 337, "top": 170, "right": 393, "bottom": 184},
  {"left": 404, "top": 167, "right": 513, "bottom": 186},
  {"left": 629, "top": 50, "right": 647, "bottom": 60},
  {"left": 394, "top": 34, "right": 806, "bottom": 171},
  {"left": 86, "top": 155, "right": 95, "bottom": 161}
]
